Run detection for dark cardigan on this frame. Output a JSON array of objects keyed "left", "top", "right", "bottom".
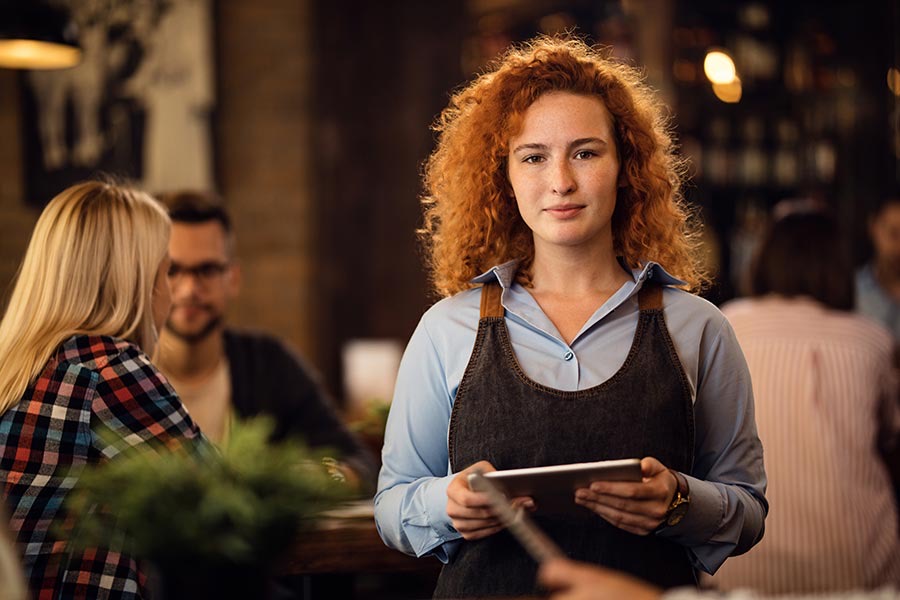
[{"left": 224, "top": 329, "right": 376, "bottom": 487}]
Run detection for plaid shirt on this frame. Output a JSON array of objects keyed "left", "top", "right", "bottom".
[{"left": 1, "top": 335, "right": 203, "bottom": 599}]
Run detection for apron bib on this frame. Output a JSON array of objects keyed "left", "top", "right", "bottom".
[{"left": 434, "top": 282, "right": 696, "bottom": 598}]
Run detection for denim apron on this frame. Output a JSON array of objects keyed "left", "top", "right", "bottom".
[{"left": 433, "top": 281, "right": 697, "bottom": 598}]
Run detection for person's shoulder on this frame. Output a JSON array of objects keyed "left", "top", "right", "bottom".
[
  {"left": 721, "top": 296, "right": 893, "bottom": 354},
  {"left": 718, "top": 297, "right": 757, "bottom": 321},
  {"left": 800, "top": 304, "right": 894, "bottom": 359},
  {"left": 58, "top": 334, "right": 145, "bottom": 371},
  {"left": 59, "top": 335, "right": 168, "bottom": 398},
  {"left": 224, "top": 328, "right": 306, "bottom": 366},
  {"left": 660, "top": 286, "right": 727, "bottom": 326},
  {"left": 828, "top": 310, "right": 894, "bottom": 353},
  {"left": 418, "top": 286, "right": 482, "bottom": 327}
]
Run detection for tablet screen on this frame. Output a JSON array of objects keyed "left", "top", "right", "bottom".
[{"left": 470, "top": 458, "right": 642, "bottom": 514}]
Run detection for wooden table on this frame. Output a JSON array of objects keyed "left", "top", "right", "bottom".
[
  {"left": 282, "top": 516, "right": 441, "bottom": 576},
  {"left": 280, "top": 510, "right": 549, "bottom": 599},
  {"left": 279, "top": 507, "right": 442, "bottom": 599}
]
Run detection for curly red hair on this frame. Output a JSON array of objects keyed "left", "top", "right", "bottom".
[{"left": 420, "top": 36, "right": 707, "bottom": 297}]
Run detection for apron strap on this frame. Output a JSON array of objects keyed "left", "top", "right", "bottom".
[
  {"left": 479, "top": 282, "right": 504, "bottom": 318},
  {"left": 482, "top": 281, "right": 662, "bottom": 314},
  {"left": 638, "top": 283, "right": 663, "bottom": 311}
]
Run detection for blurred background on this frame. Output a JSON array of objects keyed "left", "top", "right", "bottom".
[{"left": 0, "top": 0, "right": 897, "bottom": 403}]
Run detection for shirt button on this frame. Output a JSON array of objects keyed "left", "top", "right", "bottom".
[{"left": 563, "top": 351, "right": 574, "bottom": 361}]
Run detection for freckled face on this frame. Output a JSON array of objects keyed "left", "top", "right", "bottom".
[{"left": 507, "top": 91, "right": 621, "bottom": 256}]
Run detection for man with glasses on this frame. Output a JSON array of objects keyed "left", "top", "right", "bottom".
[{"left": 156, "top": 190, "right": 375, "bottom": 488}]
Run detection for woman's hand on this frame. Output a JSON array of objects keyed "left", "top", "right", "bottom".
[
  {"left": 574, "top": 457, "right": 676, "bottom": 535},
  {"left": 446, "top": 460, "right": 535, "bottom": 540},
  {"left": 538, "top": 558, "right": 662, "bottom": 600}
]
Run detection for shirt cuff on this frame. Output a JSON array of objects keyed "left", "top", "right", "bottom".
[
  {"left": 425, "top": 474, "right": 460, "bottom": 538},
  {"left": 656, "top": 475, "right": 722, "bottom": 543},
  {"left": 407, "top": 474, "right": 462, "bottom": 560},
  {"left": 655, "top": 475, "right": 726, "bottom": 572}
]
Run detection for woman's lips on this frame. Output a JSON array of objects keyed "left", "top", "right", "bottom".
[{"left": 544, "top": 204, "right": 585, "bottom": 218}]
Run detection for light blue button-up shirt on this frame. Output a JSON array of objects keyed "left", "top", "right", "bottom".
[{"left": 374, "top": 260, "right": 767, "bottom": 575}]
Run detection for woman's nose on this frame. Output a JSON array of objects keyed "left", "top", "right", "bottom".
[{"left": 551, "top": 160, "right": 577, "bottom": 196}]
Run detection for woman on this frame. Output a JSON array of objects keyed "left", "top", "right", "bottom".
[
  {"left": 0, "top": 181, "right": 204, "bottom": 598},
  {"left": 374, "top": 36, "right": 767, "bottom": 598},
  {"left": 709, "top": 210, "right": 900, "bottom": 593}
]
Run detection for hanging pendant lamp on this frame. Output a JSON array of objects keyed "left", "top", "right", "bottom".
[{"left": 0, "top": 1, "right": 81, "bottom": 69}]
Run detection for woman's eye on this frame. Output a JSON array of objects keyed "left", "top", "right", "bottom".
[
  {"left": 574, "top": 150, "right": 596, "bottom": 160},
  {"left": 523, "top": 155, "right": 545, "bottom": 164}
]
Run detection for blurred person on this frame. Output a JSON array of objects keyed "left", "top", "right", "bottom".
[
  {"left": 857, "top": 197, "right": 900, "bottom": 339},
  {"left": 710, "top": 210, "right": 900, "bottom": 593},
  {"left": 538, "top": 557, "right": 900, "bottom": 600},
  {"left": 0, "top": 181, "right": 205, "bottom": 598},
  {"left": 375, "top": 36, "right": 766, "bottom": 598},
  {"left": 155, "top": 191, "right": 375, "bottom": 488}
]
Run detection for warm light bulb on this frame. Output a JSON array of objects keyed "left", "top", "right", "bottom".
[
  {"left": 888, "top": 67, "right": 900, "bottom": 96},
  {"left": 704, "top": 50, "right": 737, "bottom": 84},
  {"left": 712, "top": 77, "right": 742, "bottom": 103},
  {"left": 0, "top": 39, "right": 81, "bottom": 69}
]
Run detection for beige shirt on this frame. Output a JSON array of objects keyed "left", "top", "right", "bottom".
[
  {"left": 164, "top": 358, "right": 234, "bottom": 447},
  {"left": 707, "top": 296, "right": 900, "bottom": 593}
]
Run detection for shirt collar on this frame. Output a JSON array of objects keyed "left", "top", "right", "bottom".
[{"left": 470, "top": 258, "right": 686, "bottom": 289}]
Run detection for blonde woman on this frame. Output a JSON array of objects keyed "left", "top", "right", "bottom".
[{"left": 0, "top": 181, "right": 203, "bottom": 599}]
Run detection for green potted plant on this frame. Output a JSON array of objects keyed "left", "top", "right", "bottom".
[
  {"left": 64, "top": 417, "right": 352, "bottom": 599},
  {"left": 349, "top": 398, "right": 391, "bottom": 464}
]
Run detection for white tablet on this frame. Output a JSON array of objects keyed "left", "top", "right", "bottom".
[{"left": 468, "top": 458, "right": 642, "bottom": 513}]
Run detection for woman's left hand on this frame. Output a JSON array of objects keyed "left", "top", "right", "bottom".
[{"left": 574, "top": 457, "right": 676, "bottom": 535}]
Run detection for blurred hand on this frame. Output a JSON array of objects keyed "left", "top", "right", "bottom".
[
  {"left": 574, "top": 457, "right": 676, "bottom": 535},
  {"left": 538, "top": 558, "right": 662, "bottom": 600},
  {"left": 446, "top": 460, "right": 535, "bottom": 540}
]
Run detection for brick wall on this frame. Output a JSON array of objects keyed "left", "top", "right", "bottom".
[
  {"left": 214, "top": 0, "right": 319, "bottom": 366},
  {"left": 0, "top": 71, "right": 38, "bottom": 310}
]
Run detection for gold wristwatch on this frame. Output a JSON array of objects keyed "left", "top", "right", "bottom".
[{"left": 664, "top": 469, "right": 690, "bottom": 526}]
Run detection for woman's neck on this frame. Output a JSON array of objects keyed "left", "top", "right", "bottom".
[
  {"left": 529, "top": 242, "right": 631, "bottom": 296},
  {"left": 527, "top": 243, "right": 632, "bottom": 345}
]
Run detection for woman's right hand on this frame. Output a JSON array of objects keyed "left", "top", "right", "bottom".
[{"left": 446, "top": 460, "right": 536, "bottom": 540}]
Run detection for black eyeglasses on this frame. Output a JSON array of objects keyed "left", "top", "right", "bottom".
[{"left": 167, "top": 261, "right": 229, "bottom": 282}]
